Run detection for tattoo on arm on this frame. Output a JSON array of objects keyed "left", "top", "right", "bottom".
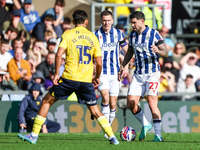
[
  {"left": 122, "top": 46, "right": 134, "bottom": 68},
  {"left": 157, "top": 43, "right": 169, "bottom": 57}
]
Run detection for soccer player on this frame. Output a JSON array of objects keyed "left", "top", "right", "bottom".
[
  {"left": 118, "top": 11, "right": 168, "bottom": 142},
  {"left": 94, "top": 10, "right": 129, "bottom": 138},
  {"left": 17, "top": 9, "right": 119, "bottom": 145}
]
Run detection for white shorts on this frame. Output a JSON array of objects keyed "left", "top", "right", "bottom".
[
  {"left": 98, "top": 74, "right": 121, "bottom": 96},
  {"left": 128, "top": 72, "right": 160, "bottom": 97}
]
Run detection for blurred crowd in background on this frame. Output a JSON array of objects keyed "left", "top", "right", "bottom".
[{"left": 0, "top": 0, "right": 200, "bottom": 101}]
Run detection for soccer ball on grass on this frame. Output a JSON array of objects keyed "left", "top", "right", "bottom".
[{"left": 120, "top": 126, "right": 136, "bottom": 141}]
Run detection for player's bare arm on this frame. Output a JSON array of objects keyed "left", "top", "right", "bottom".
[
  {"left": 118, "top": 46, "right": 134, "bottom": 81},
  {"left": 54, "top": 47, "right": 65, "bottom": 86},
  {"left": 93, "top": 56, "right": 102, "bottom": 87},
  {"left": 121, "top": 46, "right": 134, "bottom": 69},
  {"left": 121, "top": 44, "right": 129, "bottom": 78},
  {"left": 151, "top": 43, "right": 168, "bottom": 57}
]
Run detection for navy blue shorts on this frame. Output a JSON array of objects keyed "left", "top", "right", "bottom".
[{"left": 49, "top": 77, "right": 97, "bottom": 106}]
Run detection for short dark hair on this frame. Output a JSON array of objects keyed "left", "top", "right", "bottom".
[
  {"left": 14, "top": 37, "right": 22, "bottom": 43},
  {"left": 186, "top": 74, "right": 193, "bottom": 79},
  {"left": 44, "top": 15, "right": 54, "bottom": 22},
  {"left": 72, "top": 10, "right": 88, "bottom": 24},
  {"left": 33, "top": 39, "right": 43, "bottom": 47},
  {"left": 48, "top": 51, "right": 56, "bottom": 56},
  {"left": 100, "top": 10, "right": 113, "bottom": 19},
  {"left": 6, "top": 26, "right": 18, "bottom": 34},
  {"left": 55, "top": 0, "right": 65, "bottom": 7},
  {"left": 1, "top": 38, "right": 9, "bottom": 45},
  {"left": 63, "top": 17, "right": 71, "bottom": 24},
  {"left": 130, "top": 11, "right": 145, "bottom": 21}
]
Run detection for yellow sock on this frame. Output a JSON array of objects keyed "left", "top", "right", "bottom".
[
  {"left": 97, "top": 116, "right": 114, "bottom": 138},
  {"left": 32, "top": 115, "right": 46, "bottom": 135}
]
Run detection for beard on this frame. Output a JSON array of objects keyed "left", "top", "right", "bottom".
[
  {"left": 25, "top": 8, "right": 31, "bottom": 14},
  {"left": 135, "top": 26, "right": 142, "bottom": 33}
]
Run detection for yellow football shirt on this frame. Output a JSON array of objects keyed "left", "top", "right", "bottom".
[{"left": 59, "top": 27, "right": 102, "bottom": 83}]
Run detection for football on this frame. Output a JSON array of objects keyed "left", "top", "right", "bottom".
[{"left": 120, "top": 126, "right": 136, "bottom": 141}]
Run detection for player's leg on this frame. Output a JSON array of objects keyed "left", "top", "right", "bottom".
[
  {"left": 146, "top": 72, "right": 163, "bottom": 141},
  {"left": 127, "top": 74, "right": 152, "bottom": 141},
  {"left": 32, "top": 92, "right": 58, "bottom": 136},
  {"left": 99, "top": 75, "right": 110, "bottom": 124},
  {"left": 147, "top": 95, "right": 163, "bottom": 141},
  {"left": 109, "top": 96, "right": 117, "bottom": 125},
  {"left": 109, "top": 77, "right": 120, "bottom": 125},
  {"left": 128, "top": 95, "right": 152, "bottom": 141},
  {"left": 80, "top": 82, "right": 119, "bottom": 145},
  {"left": 18, "top": 92, "right": 58, "bottom": 144},
  {"left": 100, "top": 89, "right": 110, "bottom": 122},
  {"left": 87, "top": 104, "right": 119, "bottom": 145}
]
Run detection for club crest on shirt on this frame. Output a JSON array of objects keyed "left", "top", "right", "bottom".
[
  {"left": 146, "top": 36, "right": 150, "bottom": 40},
  {"left": 36, "top": 101, "right": 40, "bottom": 106}
]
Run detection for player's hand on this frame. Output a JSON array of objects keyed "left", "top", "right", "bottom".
[
  {"left": 92, "top": 77, "right": 100, "bottom": 88},
  {"left": 151, "top": 45, "right": 160, "bottom": 54},
  {"left": 118, "top": 69, "right": 123, "bottom": 81},
  {"left": 53, "top": 74, "right": 60, "bottom": 86},
  {"left": 20, "top": 123, "right": 27, "bottom": 128},
  {"left": 121, "top": 66, "right": 129, "bottom": 78}
]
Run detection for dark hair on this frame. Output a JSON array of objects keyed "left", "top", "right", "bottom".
[
  {"left": 44, "top": 15, "right": 54, "bottom": 22},
  {"left": 72, "top": 10, "right": 88, "bottom": 24},
  {"left": 55, "top": 0, "right": 65, "bottom": 7},
  {"left": 17, "top": 29, "right": 27, "bottom": 39},
  {"left": 6, "top": 26, "right": 18, "bottom": 34},
  {"left": 48, "top": 51, "right": 56, "bottom": 56},
  {"left": 100, "top": 10, "right": 113, "bottom": 19},
  {"left": 33, "top": 39, "right": 43, "bottom": 47},
  {"left": 14, "top": 37, "right": 22, "bottom": 43},
  {"left": 63, "top": 17, "right": 71, "bottom": 24},
  {"left": 186, "top": 74, "right": 193, "bottom": 79},
  {"left": 130, "top": 11, "right": 145, "bottom": 21},
  {"left": 1, "top": 38, "right": 9, "bottom": 45}
]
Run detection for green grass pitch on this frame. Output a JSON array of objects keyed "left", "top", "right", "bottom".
[{"left": 0, "top": 133, "right": 200, "bottom": 150}]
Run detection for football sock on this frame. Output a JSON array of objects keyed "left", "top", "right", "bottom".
[
  {"left": 153, "top": 119, "right": 162, "bottom": 137},
  {"left": 97, "top": 115, "right": 114, "bottom": 138},
  {"left": 101, "top": 103, "right": 110, "bottom": 122},
  {"left": 134, "top": 108, "right": 149, "bottom": 126},
  {"left": 31, "top": 115, "right": 46, "bottom": 136},
  {"left": 109, "top": 108, "right": 116, "bottom": 125}
]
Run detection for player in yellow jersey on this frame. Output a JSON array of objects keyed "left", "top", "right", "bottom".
[{"left": 17, "top": 9, "right": 119, "bottom": 145}]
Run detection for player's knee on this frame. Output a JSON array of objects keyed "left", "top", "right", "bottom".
[
  {"left": 102, "top": 97, "right": 109, "bottom": 104},
  {"left": 127, "top": 99, "right": 135, "bottom": 108},
  {"left": 110, "top": 101, "right": 116, "bottom": 109}
]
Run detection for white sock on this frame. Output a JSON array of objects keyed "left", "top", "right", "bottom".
[
  {"left": 108, "top": 135, "right": 115, "bottom": 140},
  {"left": 109, "top": 108, "right": 116, "bottom": 125},
  {"left": 134, "top": 108, "right": 149, "bottom": 126},
  {"left": 101, "top": 103, "right": 110, "bottom": 122},
  {"left": 153, "top": 119, "right": 162, "bottom": 137},
  {"left": 31, "top": 132, "right": 38, "bottom": 137}
]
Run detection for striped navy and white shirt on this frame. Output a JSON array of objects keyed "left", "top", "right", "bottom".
[
  {"left": 129, "top": 25, "right": 163, "bottom": 75},
  {"left": 94, "top": 26, "right": 127, "bottom": 75}
]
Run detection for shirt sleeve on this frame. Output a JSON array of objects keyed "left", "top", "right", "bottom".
[
  {"left": 59, "top": 31, "right": 68, "bottom": 49},
  {"left": 155, "top": 30, "right": 164, "bottom": 45},
  {"left": 119, "top": 31, "right": 127, "bottom": 48}
]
